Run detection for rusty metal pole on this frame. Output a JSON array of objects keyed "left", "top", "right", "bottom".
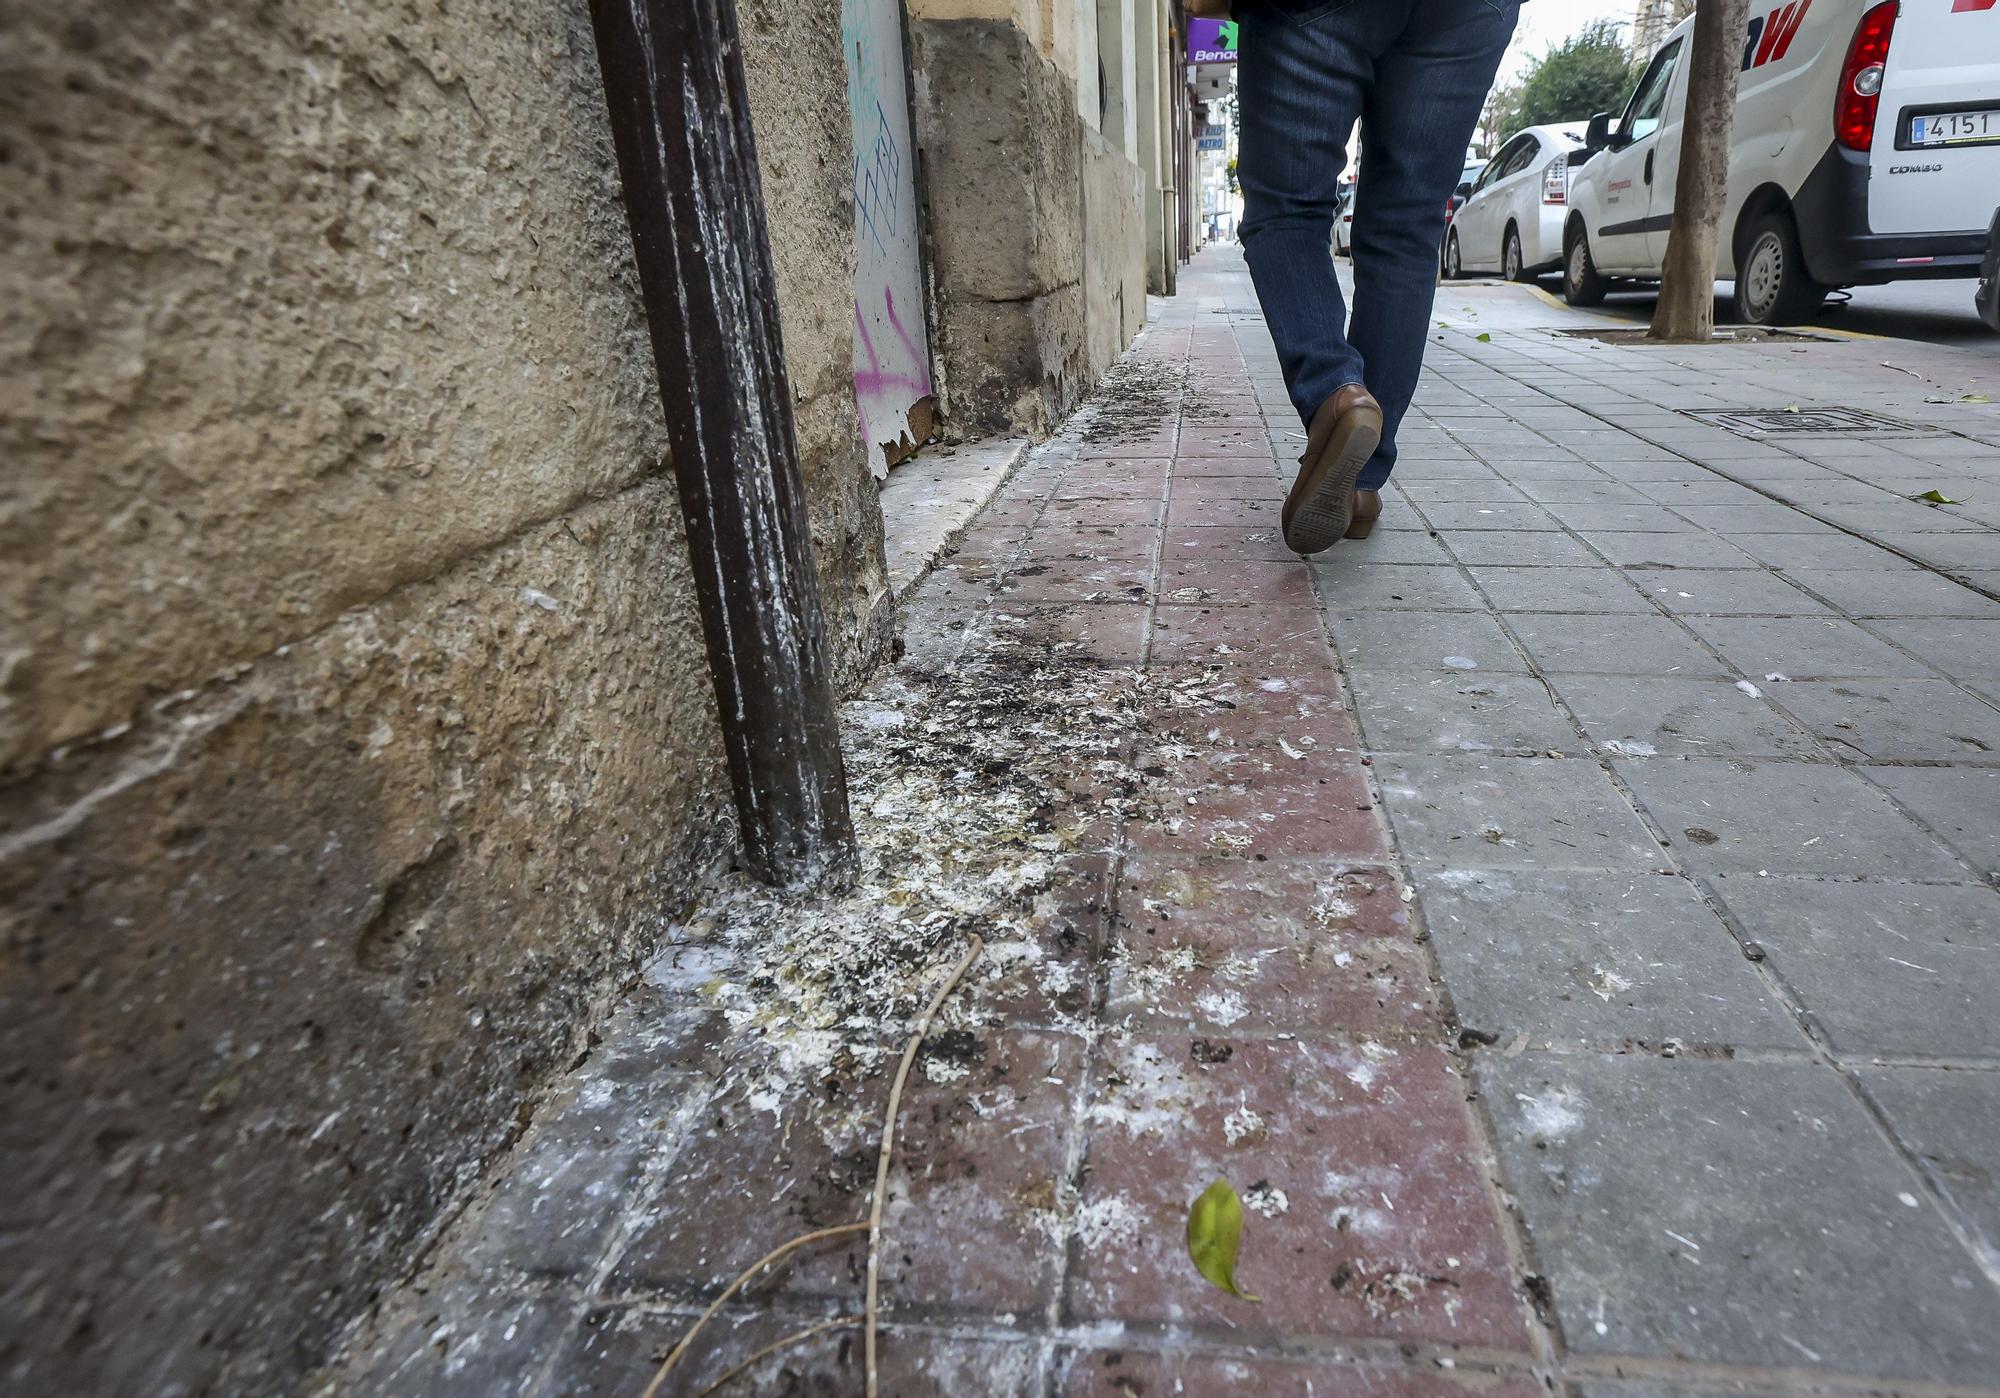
[{"left": 588, "top": 0, "right": 857, "bottom": 889}]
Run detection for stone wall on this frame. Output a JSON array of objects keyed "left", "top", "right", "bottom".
[
  {"left": 0, "top": 0, "right": 883, "bottom": 1389},
  {"left": 906, "top": 0, "right": 1147, "bottom": 437}
]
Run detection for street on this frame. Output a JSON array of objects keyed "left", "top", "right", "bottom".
[{"left": 1538, "top": 274, "right": 1995, "bottom": 348}]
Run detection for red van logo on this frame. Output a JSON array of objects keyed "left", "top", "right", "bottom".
[{"left": 1742, "top": 0, "right": 1811, "bottom": 69}]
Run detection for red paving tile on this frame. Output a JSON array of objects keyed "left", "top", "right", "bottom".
[
  {"left": 1042, "top": 496, "right": 1169, "bottom": 528},
  {"left": 612, "top": 1029, "right": 1079, "bottom": 1319},
  {"left": 1163, "top": 524, "right": 1299, "bottom": 564},
  {"left": 1148, "top": 603, "right": 1336, "bottom": 669},
  {"left": 1143, "top": 669, "right": 1354, "bottom": 748},
  {"left": 997, "top": 557, "right": 1154, "bottom": 605},
  {"left": 1066, "top": 1036, "right": 1533, "bottom": 1354},
  {"left": 551, "top": 1310, "right": 1047, "bottom": 1397},
  {"left": 1056, "top": 1349, "right": 1544, "bottom": 1397},
  {"left": 1158, "top": 558, "right": 1318, "bottom": 607},
  {"left": 1025, "top": 521, "right": 1164, "bottom": 561},
  {"left": 1163, "top": 493, "right": 1286, "bottom": 531},
  {"left": 1175, "top": 455, "right": 1286, "bottom": 477},
  {"left": 978, "top": 601, "right": 1152, "bottom": 665},
  {"left": 1105, "top": 856, "right": 1433, "bottom": 1036}
]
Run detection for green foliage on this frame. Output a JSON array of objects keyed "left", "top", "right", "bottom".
[
  {"left": 1187, "top": 1179, "right": 1259, "bottom": 1302},
  {"left": 1511, "top": 19, "right": 1638, "bottom": 132}
]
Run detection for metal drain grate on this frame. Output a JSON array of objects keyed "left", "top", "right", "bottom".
[{"left": 1680, "top": 406, "right": 1927, "bottom": 436}]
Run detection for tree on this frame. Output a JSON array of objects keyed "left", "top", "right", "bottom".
[
  {"left": 1478, "top": 79, "right": 1524, "bottom": 154},
  {"left": 1511, "top": 20, "right": 1636, "bottom": 133},
  {"left": 1650, "top": 0, "right": 1752, "bottom": 340}
]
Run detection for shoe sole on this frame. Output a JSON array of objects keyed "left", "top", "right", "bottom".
[{"left": 1283, "top": 404, "right": 1382, "bottom": 555}]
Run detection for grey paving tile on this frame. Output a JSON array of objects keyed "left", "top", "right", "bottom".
[
  {"left": 1770, "top": 680, "right": 2000, "bottom": 764},
  {"left": 1335, "top": 526, "right": 1455, "bottom": 565},
  {"left": 1421, "top": 870, "right": 1796, "bottom": 1050},
  {"left": 1632, "top": 570, "right": 1831, "bottom": 617},
  {"left": 1721, "top": 531, "right": 1920, "bottom": 571},
  {"left": 1595, "top": 459, "right": 1734, "bottom": 481},
  {"left": 1348, "top": 671, "right": 1579, "bottom": 756},
  {"left": 1629, "top": 479, "right": 1776, "bottom": 508},
  {"left": 1685, "top": 504, "right": 1843, "bottom": 534},
  {"left": 1421, "top": 501, "right": 1564, "bottom": 530},
  {"left": 1467, "top": 565, "right": 1654, "bottom": 614},
  {"left": 1496, "top": 456, "right": 1622, "bottom": 480},
  {"left": 1880, "top": 533, "right": 2000, "bottom": 570},
  {"left": 1374, "top": 755, "right": 1664, "bottom": 871},
  {"left": 1396, "top": 458, "right": 1508, "bottom": 481},
  {"left": 1716, "top": 880, "right": 2000, "bottom": 1059},
  {"left": 1544, "top": 503, "right": 1694, "bottom": 533},
  {"left": 1568, "top": 1384, "right": 1781, "bottom": 1398},
  {"left": 1616, "top": 758, "right": 1966, "bottom": 878},
  {"left": 1813, "top": 499, "right": 1991, "bottom": 536},
  {"left": 1394, "top": 479, "right": 1531, "bottom": 503},
  {"left": 1860, "top": 1068, "right": 2000, "bottom": 1245},
  {"left": 1684, "top": 617, "right": 1933, "bottom": 680},
  {"left": 1325, "top": 609, "right": 1527, "bottom": 674},
  {"left": 1511, "top": 479, "right": 1652, "bottom": 505},
  {"left": 1309, "top": 560, "right": 1487, "bottom": 611},
  {"left": 1578, "top": 531, "right": 1760, "bottom": 570},
  {"left": 1510, "top": 614, "right": 1731, "bottom": 677},
  {"left": 1870, "top": 765, "right": 2000, "bottom": 878},
  {"left": 1550, "top": 676, "right": 1818, "bottom": 760},
  {"left": 1781, "top": 568, "right": 2000, "bottom": 619},
  {"left": 1480, "top": 1055, "right": 2000, "bottom": 1384},
  {"left": 1443, "top": 531, "right": 1611, "bottom": 567},
  {"left": 1863, "top": 619, "right": 2000, "bottom": 679}
]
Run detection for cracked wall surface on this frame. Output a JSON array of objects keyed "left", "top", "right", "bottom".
[
  {"left": 0, "top": 0, "right": 885, "bottom": 1389},
  {"left": 907, "top": 12, "right": 1146, "bottom": 437}
]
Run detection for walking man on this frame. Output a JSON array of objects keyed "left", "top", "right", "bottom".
[{"left": 1234, "top": 0, "right": 1520, "bottom": 553}]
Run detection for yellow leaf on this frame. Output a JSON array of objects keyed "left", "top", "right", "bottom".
[{"left": 1186, "top": 1178, "right": 1260, "bottom": 1302}]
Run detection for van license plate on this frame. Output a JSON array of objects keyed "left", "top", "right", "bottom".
[{"left": 1910, "top": 109, "right": 2000, "bottom": 147}]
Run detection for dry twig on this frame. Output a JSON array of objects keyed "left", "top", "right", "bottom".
[
  {"left": 866, "top": 935, "right": 984, "bottom": 1398},
  {"left": 639, "top": 1223, "right": 867, "bottom": 1398},
  {"left": 639, "top": 934, "right": 984, "bottom": 1398},
  {"left": 694, "top": 1314, "right": 863, "bottom": 1396}
]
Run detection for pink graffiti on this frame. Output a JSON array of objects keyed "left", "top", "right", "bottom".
[{"left": 853, "top": 286, "right": 931, "bottom": 446}]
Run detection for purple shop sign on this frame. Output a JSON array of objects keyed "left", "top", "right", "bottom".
[{"left": 1188, "top": 17, "right": 1238, "bottom": 63}]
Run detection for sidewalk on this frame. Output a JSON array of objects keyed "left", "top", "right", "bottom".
[{"left": 330, "top": 245, "right": 2000, "bottom": 1396}]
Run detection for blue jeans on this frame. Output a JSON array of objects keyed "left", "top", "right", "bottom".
[{"left": 1237, "top": 0, "right": 1518, "bottom": 490}]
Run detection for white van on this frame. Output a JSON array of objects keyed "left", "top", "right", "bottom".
[{"left": 1562, "top": 0, "right": 2000, "bottom": 325}]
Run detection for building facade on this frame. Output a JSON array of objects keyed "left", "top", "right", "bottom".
[{"left": 0, "top": 0, "right": 1189, "bottom": 1389}]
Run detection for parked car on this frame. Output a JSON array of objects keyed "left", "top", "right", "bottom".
[
  {"left": 1439, "top": 158, "right": 1487, "bottom": 268},
  {"left": 1333, "top": 182, "right": 1356, "bottom": 256},
  {"left": 1444, "top": 125, "right": 1588, "bottom": 281},
  {"left": 1562, "top": 0, "right": 1998, "bottom": 324}
]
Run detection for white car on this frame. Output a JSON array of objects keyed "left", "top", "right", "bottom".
[
  {"left": 1444, "top": 125, "right": 1588, "bottom": 281},
  {"left": 1333, "top": 181, "right": 1357, "bottom": 256},
  {"left": 1563, "top": 0, "right": 1998, "bottom": 324}
]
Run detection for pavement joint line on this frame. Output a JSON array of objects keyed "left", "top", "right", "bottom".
[
  {"left": 1221, "top": 293, "right": 1570, "bottom": 1379},
  {"left": 1293, "top": 518, "right": 1571, "bottom": 1379},
  {"left": 1042, "top": 326, "right": 1183, "bottom": 1384}
]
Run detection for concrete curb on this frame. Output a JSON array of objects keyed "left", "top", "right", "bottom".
[{"left": 878, "top": 436, "right": 1030, "bottom": 600}]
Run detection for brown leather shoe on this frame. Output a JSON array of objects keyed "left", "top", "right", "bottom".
[
  {"left": 1282, "top": 385, "right": 1383, "bottom": 555},
  {"left": 1345, "top": 489, "right": 1382, "bottom": 540}
]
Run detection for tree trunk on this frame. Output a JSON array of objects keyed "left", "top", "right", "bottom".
[{"left": 1649, "top": 0, "right": 1751, "bottom": 342}]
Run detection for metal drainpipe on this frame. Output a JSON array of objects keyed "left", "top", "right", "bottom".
[{"left": 587, "top": 0, "right": 858, "bottom": 890}]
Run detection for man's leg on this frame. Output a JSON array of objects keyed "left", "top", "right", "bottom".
[
  {"left": 1234, "top": 1, "right": 1382, "bottom": 426},
  {"left": 1346, "top": 0, "right": 1518, "bottom": 490}
]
